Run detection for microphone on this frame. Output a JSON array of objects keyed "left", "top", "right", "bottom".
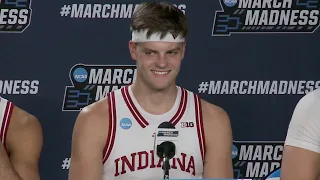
[{"left": 153, "top": 121, "right": 179, "bottom": 180}]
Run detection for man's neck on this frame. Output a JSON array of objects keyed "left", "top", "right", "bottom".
[{"left": 131, "top": 81, "right": 178, "bottom": 115}]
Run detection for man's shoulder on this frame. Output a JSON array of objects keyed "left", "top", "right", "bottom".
[
  {"left": 197, "top": 97, "right": 233, "bottom": 153},
  {"left": 11, "top": 105, "right": 39, "bottom": 127},
  {"left": 178, "top": 86, "right": 230, "bottom": 121},
  {"left": 200, "top": 99, "right": 230, "bottom": 128},
  {"left": 75, "top": 96, "right": 110, "bottom": 133},
  {"left": 4, "top": 98, "right": 42, "bottom": 153},
  {"left": 291, "top": 88, "right": 320, "bottom": 121},
  {"left": 296, "top": 88, "right": 320, "bottom": 109},
  {"left": 79, "top": 88, "right": 122, "bottom": 118},
  {"left": 0, "top": 97, "right": 41, "bottom": 131},
  {"left": 286, "top": 88, "right": 320, "bottom": 127},
  {"left": 284, "top": 89, "right": 320, "bottom": 152},
  {"left": 73, "top": 96, "right": 110, "bottom": 147},
  {"left": 79, "top": 96, "right": 109, "bottom": 119}
]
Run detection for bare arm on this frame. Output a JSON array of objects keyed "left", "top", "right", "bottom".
[
  {"left": 68, "top": 100, "right": 109, "bottom": 180},
  {"left": 201, "top": 100, "right": 234, "bottom": 178},
  {"left": 0, "top": 143, "right": 21, "bottom": 180},
  {"left": 281, "top": 146, "right": 320, "bottom": 180},
  {"left": 0, "top": 106, "right": 43, "bottom": 180}
]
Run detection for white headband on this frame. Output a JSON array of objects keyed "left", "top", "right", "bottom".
[{"left": 131, "top": 29, "right": 185, "bottom": 43}]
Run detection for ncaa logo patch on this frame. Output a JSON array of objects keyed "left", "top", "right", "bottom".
[{"left": 120, "top": 118, "right": 132, "bottom": 130}]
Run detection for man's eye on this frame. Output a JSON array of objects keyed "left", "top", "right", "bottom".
[{"left": 167, "top": 51, "right": 178, "bottom": 55}]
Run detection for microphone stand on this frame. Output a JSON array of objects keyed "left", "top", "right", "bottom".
[{"left": 162, "top": 156, "right": 170, "bottom": 180}]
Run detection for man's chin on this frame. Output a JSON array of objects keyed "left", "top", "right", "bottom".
[{"left": 150, "top": 82, "right": 172, "bottom": 91}]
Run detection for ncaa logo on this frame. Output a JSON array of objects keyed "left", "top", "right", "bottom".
[
  {"left": 73, "top": 67, "right": 88, "bottom": 83},
  {"left": 120, "top": 118, "right": 132, "bottom": 130},
  {"left": 232, "top": 144, "right": 238, "bottom": 159},
  {"left": 223, "top": 0, "right": 237, "bottom": 7}
]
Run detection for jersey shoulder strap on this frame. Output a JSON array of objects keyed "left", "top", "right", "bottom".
[{"left": 0, "top": 96, "right": 14, "bottom": 148}]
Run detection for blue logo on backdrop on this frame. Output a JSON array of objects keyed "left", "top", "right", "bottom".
[
  {"left": 223, "top": 0, "right": 237, "bottom": 7},
  {"left": 120, "top": 118, "right": 132, "bottom": 130},
  {"left": 73, "top": 67, "right": 88, "bottom": 83},
  {"left": 232, "top": 144, "right": 238, "bottom": 159}
]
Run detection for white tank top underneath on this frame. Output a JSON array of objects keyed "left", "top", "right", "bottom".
[{"left": 101, "top": 86, "right": 205, "bottom": 180}]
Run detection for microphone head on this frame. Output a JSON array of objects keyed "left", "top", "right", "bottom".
[
  {"left": 154, "top": 121, "right": 178, "bottom": 159},
  {"left": 157, "top": 141, "right": 176, "bottom": 159},
  {"left": 158, "top": 121, "right": 175, "bottom": 129}
]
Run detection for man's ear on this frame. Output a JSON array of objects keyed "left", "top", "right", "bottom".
[{"left": 129, "top": 41, "right": 138, "bottom": 61}]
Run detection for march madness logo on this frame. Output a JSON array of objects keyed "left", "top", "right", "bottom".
[
  {"left": 232, "top": 140, "right": 284, "bottom": 180},
  {"left": 0, "top": 0, "right": 32, "bottom": 33},
  {"left": 62, "top": 64, "right": 136, "bottom": 111},
  {"left": 212, "top": 0, "right": 320, "bottom": 36}
]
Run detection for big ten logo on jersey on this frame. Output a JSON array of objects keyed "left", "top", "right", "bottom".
[
  {"left": 62, "top": 64, "right": 137, "bottom": 111},
  {"left": 0, "top": 80, "right": 39, "bottom": 95},
  {"left": 0, "top": 0, "right": 32, "bottom": 33},
  {"left": 232, "top": 140, "right": 284, "bottom": 179},
  {"left": 181, "top": 121, "right": 194, "bottom": 128}
]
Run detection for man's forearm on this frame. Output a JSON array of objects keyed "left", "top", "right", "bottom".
[{"left": 0, "top": 150, "right": 22, "bottom": 180}]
